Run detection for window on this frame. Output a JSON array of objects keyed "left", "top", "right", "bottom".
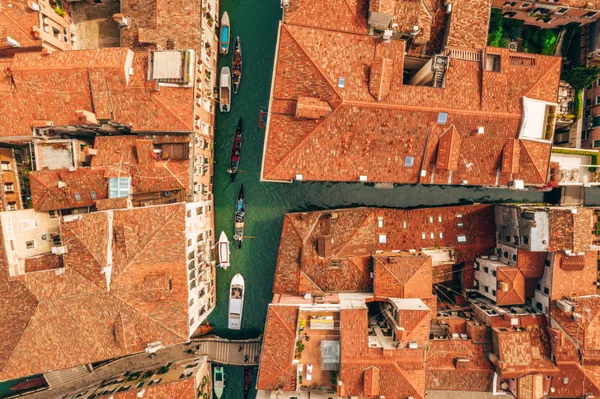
[
  {"left": 7, "top": 202, "right": 17, "bottom": 211},
  {"left": 585, "top": 109, "right": 591, "bottom": 118},
  {"left": 187, "top": 239, "right": 192, "bottom": 247},
  {"left": 404, "top": 156, "right": 415, "bottom": 167},
  {"left": 437, "top": 112, "right": 448, "bottom": 124},
  {"left": 505, "top": 235, "right": 511, "bottom": 242},
  {"left": 595, "top": 96, "right": 600, "bottom": 105},
  {"left": 26, "top": 240, "right": 35, "bottom": 250},
  {"left": 545, "top": 259, "right": 551, "bottom": 267},
  {"left": 439, "top": 231, "right": 444, "bottom": 239},
  {"left": 586, "top": 98, "right": 593, "bottom": 107},
  {"left": 189, "top": 297, "right": 194, "bottom": 306},
  {"left": 377, "top": 217, "right": 384, "bottom": 228},
  {"left": 584, "top": 11, "right": 598, "bottom": 18},
  {"left": 484, "top": 286, "right": 489, "bottom": 293},
  {"left": 544, "top": 287, "right": 549, "bottom": 295},
  {"left": 492, "top": 289, "right": 497, "bottom": 296},
  {"left": 474, "top": 262, "right": 480, "bottom": 271},
  {"left": 512, "top": 254, "right": 517, "bottom": 261},
  {"left": 485, "top": 54, "right": 501, "bottom": 72},
  {"left": 492, "top": 270, "right": 497, "bottom": 277},
  {"left": 188, "top": 251, "right": 195, "bottom": 260},
  {"left": 484, "top": 266, "right": 489, "bottom": 274},
  {"left": 429, "top": 216, "right": 434, "bottom": 223},
  {"left": 594, "top": 139, "right": 600, "bottom": 148},
  {"left": 536, "top": 283, "right": 541, "bottom": 291},
  {"left": 1, "top": 161, "right": 11, "bottom": 171},
  {"left": 186, "top": 210, "right": 192, "bottom": 218},
  {"left": 556, "top": 7, "right": 569, "bottom": 14},
  {"left": 378, "top": 234, "right": 387, "bottom": 244},
  {"left": 503, "top": 1, "right": 517, "bottom": 5},
  {"left": 513, "top": 236, "right": 519, "bottom": 244},
  {"left": 74, "top": 192, "right": 82, "bottom": 202},
  {"left": 536, "top": 302, "right": 543, "bottom": 311},
  {"left": 89, "top": 190, "right": 97, "bottom": 200},
  {"left": 523, "top": 236, "right": 529, "bottom": 245},
  {"left": 3, "top": 183, "right": 14, "bottom": 192},
  {"left": 430, "top": 232, "right": 434, "bottom": 239},
  {"left": 457, "top": 235, "right": 467, "bottom": 243},
  {"left": 503, "top": 251, "right": 508, "bottom": 258},
  {"left": 196, "top": 207, "right": 203, "bottom": 215},
  {"left": 520, "top": 2, "right": 531, "bottom": 7},
  {"left": 197, "top": 233, "right": 204, "bottom": 243},
  {"left": 108, "top": 177, "right": 131, "bottom": 198},
  {"left": 337, "top": 77, "right": 345, "bottom": 88}
]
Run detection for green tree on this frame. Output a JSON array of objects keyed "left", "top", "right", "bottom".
[
  {"left": 502, "top": 18, "right": 524, "bottom": 40},
  {"left": 562, "top": 66, "right": 600, "bottom": 90},
  {"left": 487, "top": 9, "right": 503, "bottom": 47}
]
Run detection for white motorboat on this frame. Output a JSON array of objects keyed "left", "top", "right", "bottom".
[
  {"left": 219, "top": 12, "right": 230, "bottom": 55},
  {"left": 228, "top": 273, "right": 245, "bottom": 330},
  {"left": 218, "top": 231, "right": 230, "bottom": 269},
  {"left": 213, "top": 366, "right": 225, "bottom": 398},
  {"left": 220, "top": 67, "right": 231, "bottom": 113}
]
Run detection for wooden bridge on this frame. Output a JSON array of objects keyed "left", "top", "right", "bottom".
[{"left": 191, "top": 336, "right": 262, "bottom": 366}]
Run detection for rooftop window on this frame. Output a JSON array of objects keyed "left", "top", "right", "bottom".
[
  {"left": 485, "top": 54, "right": 501, "bottom": 72},
  {"left": 337, "top": 77, "right": 345, "bottom": 88},
  {"left": 404, "top": 156, "right": 415, "bottom": 167},
  {"left": 437, "top": 112, "right": 448, "bottom": 124},
  {"left": 74, "top": 192, "right": 82, "bottom": 202},
  {"left": 457, "top": 235, "right": 467, "bottom": 243},
  {"left": 90, "top": 190, "right": 97, "bottom": 200}
]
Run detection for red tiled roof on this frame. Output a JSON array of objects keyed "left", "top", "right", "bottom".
[
  {"left": 0, "top": 49, "right": 193, "bottom": 139},
  {"left": 373, "top": 253, "right": 432, "bottom": 298},
  {"left": 263, "top": 10, "right": 561, "bottom": 186},
  {"left": 284, "top": 0, "right": 368, "bottom": 34},
  {"left": 550, "top": 252, "right": 598, "bottom": 301},
  {"left": 517, "top": 250, "right": 546, "bottom": 279},
  {"left": 363, "top": 366, "right": 380, "bottom": 397},
  {"left": 502, "top": 138, "right": 520, "bottom": 174},
  {"left": 426, "top": 339, "right": 494, "bottom": 391},
  {"left": 548, "top": 208, "right": 594, "bottom": 253},
  {"left": 0, "top": 1, "right": 40, "bottom": 51},
  {"left": 30, "top": 168, "right": 109, "bottom": 211},
  {"left": 273, "top": 205, "right": 496, "bottom": 295},
  {"left": 445, "top": 0, "right": 490, "bottom": 50},
  {"left": 0, "top": 203, "right": 190, "bottom": 381},
  {"left": 339, "top": 307, "right": 426, "bottom": 399},
  {"left": 551, "top": 295, "right": 600, "bottom": 354},
  {"left": 120, "top": 0, "right": 202, "bottom": 50},
  {"left": 435, "top": 125, "right": 461, "bottom": 171},
  {"left": 495, "top": 267, "right": 525, "bottom": 306},
  {"left": 257, "top": 305, "right": 299, "bottom": 391}
]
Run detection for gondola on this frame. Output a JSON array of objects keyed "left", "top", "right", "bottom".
[
  {"left": 227, "top": 118, "right": 242, "bottom": 182},
  {"left": 233, "top": 184, "right": 245, "bottom": 249},
  {"left": 232, "top": 36, "right": 242, "bottom": 94}
]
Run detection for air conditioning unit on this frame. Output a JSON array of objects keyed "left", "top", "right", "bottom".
[
  {"left": 573, "top": 312, "right": 583, "bottom": 322},
  {"left": 51, "top": 246, "right": 66, "bottom": 255},
  {"left": 359, "top": 175, "right": 368, "bottom": 182},
  {"left": 57, "top": 181, "right": 67, "bottom": 188},
  {"left": 408, "top": 342, "right": 418, "bottom": 349},
  {"left": 29, "top": 1, "right": 40, "bottom": 11},
  {"left": 556, "top": 299, "right": 574, "bottom": 313}
]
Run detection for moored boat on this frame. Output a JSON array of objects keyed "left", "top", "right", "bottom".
[
  {"left": 219, "top": 12, "right": 230, "bottom": 55},
  {"left": 227, "top": 118, "right": 242, "bottom": 182},
  {"left": 244, "top": 367, "right": 253, "bottom": 398},
  {"left": 219, "top": 67, "right": 231, "bottom": 113},
  {"left": 228, "top": 273, "right": 245, "bottom": 330},
  {"left": 232, "top": 36, "right": 242, "bottom": 94},
  {"left": 217, "top": 231, "right": 230, "bottom": 269},
  {"left": 233, "top": 184, "right": 245, "bottom": 249},
  {"left": 213, "top": 366, "right": 225, "bottom": 398}
]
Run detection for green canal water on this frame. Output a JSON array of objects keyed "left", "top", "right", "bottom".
[
  {"left": 0, "top": 1, "right": 560, "bottom": 398},
  {"left": 207, "top": 1, "right": 557, "bottom": 398}
]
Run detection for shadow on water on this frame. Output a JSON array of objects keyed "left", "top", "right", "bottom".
[{"left": 208, "top": 1, "right": 561, "bottom": 398}]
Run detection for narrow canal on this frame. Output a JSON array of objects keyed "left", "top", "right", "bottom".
[{"left": 207, "top": 1, "right": 557, "bottom": 398}]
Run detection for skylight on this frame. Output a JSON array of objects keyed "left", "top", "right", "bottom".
[
  {"left": 338, "top": 77, "right": 345, "bottom": 88},
  {"left": 437, "top": 112, "right": 448, "bottom": 124}
]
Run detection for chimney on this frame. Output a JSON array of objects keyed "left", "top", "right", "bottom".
[
  {"left": 75, "top": 109, "right": 99, "bottom": 125},
  {"left": 113, "top": 13, "right": 129, "bottom": 27}
]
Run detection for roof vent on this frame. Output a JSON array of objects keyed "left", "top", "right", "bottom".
[
  {"left": 112, "top": 13, "right": 129, "bottom": 27},
  {"left": 57, "top": 181, "right": 67, "bottom": 188},
  {"left": 28, "top": 1, "right": 40, "bottom": 11},
  {"left": 477, "top": 126, "right": 485, "bottom": 134},
  {"left": 359, "top": 175, "right": 368, "bottom": 182},
  {"left": 408, "top": 342, "right": 418, "bottom": 349},
  {"left": 295, "top": 174, "right": 303, "bottom": 181},
  {"left": 6, "top": 37, "right": 20, "bottom": 48}
]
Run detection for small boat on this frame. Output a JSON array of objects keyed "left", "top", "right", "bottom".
[
  {"left": 219, "top": 67, "right": 231, "bottom": 113},
  {"left": 214, "top": 366, "right": 225, "bottom": 398},
  {"left": 227, "top": 118, "right": 242, "bottom": 182},
  {"left": 228, "top": 273, "right": 245, "bottom": 330},
  {"left": 233, "top": 185, "right": 245, "bottom": 249},
  {"left": 232, "top": 36, "right": 242, "bottom": 94},
  {"left": 192, "top": 322, "right": 214, "bottom": 338},
  {"left": 219, "top": 12, "right": 230, "bottom": 55},
  {"left": 244, "top": 367, "right": 253, "bottom": 398},
  {"left": 217, "top": 231, "right": 230, "bottom": 269},
  {"left": 10, "top": 377, "right": 46, "bottom": 391}
]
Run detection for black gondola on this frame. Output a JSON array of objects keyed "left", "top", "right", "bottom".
[
  {"left": 233, "top": 184, "right": 245, "bottom": 249},
  {"left": 227, "top": 118, "right": 242, "bottom": 182},
  {"left": 232, "top": 36, "right": 242, "bottom": 94}
]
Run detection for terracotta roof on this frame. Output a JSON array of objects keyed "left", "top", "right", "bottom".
[
  {"left": 295, "top": 96, "right": 333, "bottom": 119},
  {"left": 0, "top": 203, "right": 190, "bottom": 381},
  {"left": 30, "top": 168, "right": 109, "bottom": 211},
  {"left": 551, "top": 295, "right": 600, "bottom": 354},
  {"left": 338, "top": 307, "right": 426, "bottom": 399},
  {"left": 0, "top": 0, "right": 40, "bottom": 51},
  {"left": 119, "top": 0, "right": 202, "bottom": 50},
  {"left": 113, "top": 378, "right": 196, "bottom": 399},
  {"left": 273, "top": 205, "right": 496, "bottom": 295},
  {"left": 368, "top": 57, "right": 393, "bottom": 101},
  {"left": 263, "top": 10, "right": 561, "bottom": 186},
  {"left": 257, "top": 305, "right": 299, "bottom": 391},
  {"left": 426, "top": 339, "right": 494, "bottom": 392},
  {"left": 492, "top": 320, "right": 557, "bottom": 379},
  {"left": 549, "top": 251, "right": 598, "bottom": 300},
  {"left": 516, "top": 250, "right": 546, "bottom": 279},
  {"left": 373, "top": 252, "right": 432, "bottom": 298},
  {"left": 495, "top": 267, "right": 525, "bottom": 306},
  {"left": 548, "top": 208, "right": 594, "bottom": 253},
  {"left": 435, "top": 125, "right": 461, "bottom": 171},
  {"left": 501, "top": 138, "right": 520, "bottom": 174},
  {"left": 445, "top": 0, "right": 490, "bottom": 50},
  {"left": 363, "top": 366, "right": 380, "bottom": 397},
  {"left": 0, "top": 49, "right": 193, "bottom": 139},
  {"left": 284, "top": 0, "right": 368, "bottom": 34}
]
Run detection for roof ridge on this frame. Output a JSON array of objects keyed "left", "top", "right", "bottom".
[
  {"left": 114, "top": 294, "right": 188, "bottom": 340},
  {"left": 300, "top": 271, "right": 325, "bottom": 294},
  {"left": 264, "top": 105, "right": 343, "bottom": 177},
  {"left": 0, "top": 11, "right": 39, "bottom": 46},
  {"left": 374, "top": 255, "right": 405, "bottom": 287},
  {"left": 271, "top": 306, "right": 296, "bottom": 338},
  {"left": 0, "top": 281, "right": 39, "bottom": 376},
  {"left": 285, "top": 214, "right": 307, "bottom": 244},
  {"left": 158, "top": 159, "right": 187, "bottom": 189},
  {"left": 341, "top": 0, "right": 366, "bottom": 32},
  {"left": 392, "top": 362, "right": 423, "bottom": 399},
  {"left": 284, "top": 25, "right": 344, "bottom": 100},
  {"left": 116, "top": 204, "right": 183, "bottom": 278},
  {"left": 524, "top": 57, "right": 562, "bottom": 98},
  {"left": 519, "top": 140, "right": 546, "bottom": 183},
  {"left": 343, "top": 100, "right": 522, "bottom": 118},
  {"left": 150, "top": 93, "right": 192, "bottom": 131},
  {"left": 335, "top": 209, "right": 374, "bottom": 257}
]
